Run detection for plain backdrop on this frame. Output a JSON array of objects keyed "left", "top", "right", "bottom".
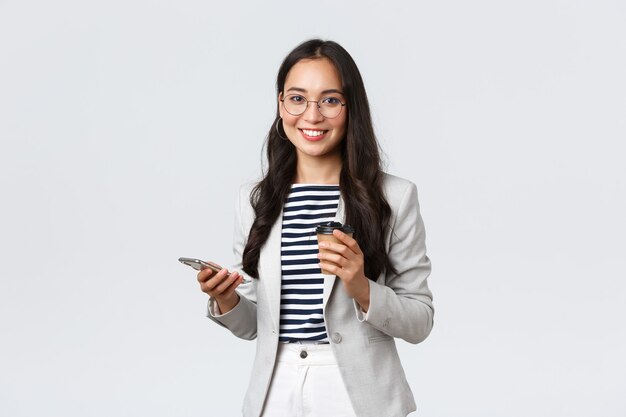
[{"left": 1, "top": 1, "right": 625, "bottom": 416}]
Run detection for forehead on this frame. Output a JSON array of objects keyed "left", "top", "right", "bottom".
[{"left": 284, "top": 58, "right": 343, "bottom": 92}]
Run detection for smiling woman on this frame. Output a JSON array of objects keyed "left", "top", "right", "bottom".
[{"left": 195, "top": 39, "right": 434, "bottom": 417}]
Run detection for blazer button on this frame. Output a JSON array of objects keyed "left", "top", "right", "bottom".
[
  {"left": 300, "top": 350, "right": 308, "bottom": 359},
  {"left": 331, "top": 333, "right": 342, "bottom": 344}
]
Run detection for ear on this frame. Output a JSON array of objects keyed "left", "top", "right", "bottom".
[{"left": 278, "top": 92, "right": 284, "bottom": 118}]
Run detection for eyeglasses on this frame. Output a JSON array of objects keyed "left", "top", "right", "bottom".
[{"left": 280, "top": 94, "right": 346, "bottom": 119}]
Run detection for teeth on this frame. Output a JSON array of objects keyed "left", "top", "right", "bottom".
[{"left": 302, "top": 129, "right": 326, "bottom": 137}]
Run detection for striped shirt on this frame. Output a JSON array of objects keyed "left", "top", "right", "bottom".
[{"left": 279, "top": 184, "right": 341, "bottom": 343}]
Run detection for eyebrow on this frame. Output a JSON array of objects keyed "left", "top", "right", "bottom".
[{"left": 286, "top": 87, "right": 345, "bottom": 95}]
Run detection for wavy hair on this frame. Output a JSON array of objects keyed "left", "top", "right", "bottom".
[{"left": 242, "top": 39, "right": 397, "bottom": 280}]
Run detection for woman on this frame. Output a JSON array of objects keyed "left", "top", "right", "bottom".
[{"left": 197, "top": 39, "right": 434, "bottom": 417}]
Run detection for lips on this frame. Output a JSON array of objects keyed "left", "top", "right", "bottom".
[{"left": 299, "top": 128, "right": 328, "bottom": 141}]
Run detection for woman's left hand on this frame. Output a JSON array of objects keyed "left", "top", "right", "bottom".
[{"left": 318, "top": 229, "right": 370, "bottom": 311}]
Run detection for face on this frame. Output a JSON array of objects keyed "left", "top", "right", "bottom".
[{"left": 278, "top": 58, "right": 347, "bottom": 160}]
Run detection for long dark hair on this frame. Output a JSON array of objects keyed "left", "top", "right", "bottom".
[{"left": 242, "top": 39, "right": 397, "bottom": 280}]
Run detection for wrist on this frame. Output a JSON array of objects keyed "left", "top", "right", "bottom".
[
  {"left": 355, "top": 277, "right": 370, "bottom": 312},
  {"left": 215, "top": 293, "right": 240, "bottom": 314}
]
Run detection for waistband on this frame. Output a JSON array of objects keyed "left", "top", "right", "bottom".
[{"left": 276, "top": 342, "right": 337, "bottom": 365}]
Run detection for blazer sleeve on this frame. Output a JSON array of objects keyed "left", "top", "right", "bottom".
[
  {"left": 206, "top": 183, "right": 258, "bottom": 341},
  {"left": 354, "top": 181, "right": 434, "bottom": 344}
]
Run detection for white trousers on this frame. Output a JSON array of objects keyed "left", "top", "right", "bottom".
[{"left": 260, "top": 343, "right": 358, "bottom": 417}]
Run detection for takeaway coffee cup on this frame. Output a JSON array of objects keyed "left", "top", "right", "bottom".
[{"left": 316, "top": 222, "right": 355, "bottom": 275}]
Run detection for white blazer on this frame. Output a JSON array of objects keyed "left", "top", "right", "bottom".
[{"left": 208, "top": 173, "right": 434, "bottom": 417}]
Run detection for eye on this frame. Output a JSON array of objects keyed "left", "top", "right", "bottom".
[
  {"left": 288, "top": 94, "right": 306, "bottom": 103},
  {"left": 321, "top": 96, "right": 342, "bottom": 106}
]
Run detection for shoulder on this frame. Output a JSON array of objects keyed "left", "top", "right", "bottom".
[
  {"left": 234, "top": 180, "right": 260, "bottom": 221},
  {"left": 380, "top": 172, "right": 418, "bottom": 210}
]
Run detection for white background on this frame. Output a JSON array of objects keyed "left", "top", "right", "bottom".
[{"left": 1, "top": 1, "right": 625, "bottom": 416}]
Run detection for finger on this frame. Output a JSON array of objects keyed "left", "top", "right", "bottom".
[
  {"left": 220, "top": 275, "right": 244, "bottom": 297},
  {"left": 332, "top": 229, "right": 362, "bottom": 255},
  {"left": 318, "top": 241, "right": 351, "bottom": 258},
  {"left": 197, "top": 267, "right": 216, "bottom": 283},
  {"left": 319, "top": 262, "right": 341, "bottom": 276},
  {"left": 203, "top": 268, "right": 230, "bottom": 291},
  {"left": 213, "top": 271, "right": 241, "bottom": 295},
  {"left": 318, "top": 252, "right": 347, "bottom": 267}
]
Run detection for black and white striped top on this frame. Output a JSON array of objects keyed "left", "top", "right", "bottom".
[{"left": 279, "top": 184, "right": 341, "bottom": 343}]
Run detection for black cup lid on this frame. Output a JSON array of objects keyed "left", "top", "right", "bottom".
[{"left": 315, "top": 221, "right": 355, "bottom": 235}]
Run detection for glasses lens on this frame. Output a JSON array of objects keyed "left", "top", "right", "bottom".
[
  {"left": 283, "top": 94, "right": 345, "bottom": 118},
  {"left": 283, "top": 94, "right": 307, "bottom": 116},
  {"left": 319, "top": 96, "right": 343, "bottom": 118}
]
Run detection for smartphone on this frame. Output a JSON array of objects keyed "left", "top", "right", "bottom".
[
  {"left": 178, "top": 257, "right": 226, "bottom": 273},
  {"left": 178, "top": 257, "right": 249, "bottom": 282}
]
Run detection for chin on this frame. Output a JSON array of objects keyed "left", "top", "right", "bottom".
[{"left": 300, "top": 143, "right": 340, "bottom": 158}]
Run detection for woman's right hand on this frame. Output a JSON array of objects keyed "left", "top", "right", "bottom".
[{"left": 197, "top": 266, "right": 244, "bottom": 314}]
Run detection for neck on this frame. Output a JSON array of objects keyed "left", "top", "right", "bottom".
[{"left": 293, "top": 152, "right": 342, "bottom": 184}]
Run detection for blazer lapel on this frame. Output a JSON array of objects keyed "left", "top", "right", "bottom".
[
  {"left": 259, "top": 210, "right": 283, "bottom": 333},
  {"left": 322, "top": 194, "right": 345, "bottom": 307}
]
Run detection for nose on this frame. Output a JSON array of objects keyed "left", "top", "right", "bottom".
[{"left": 303, "top": 101, "right": 324, "bottom": 123}]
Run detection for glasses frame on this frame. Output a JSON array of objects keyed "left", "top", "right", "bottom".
[{"left": 280, "top": 93, "right": 347, "bottom": 119}]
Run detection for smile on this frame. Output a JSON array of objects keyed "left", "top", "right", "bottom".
[{"left": 299, "top": 129, "right": 328, "bottom": 141}]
